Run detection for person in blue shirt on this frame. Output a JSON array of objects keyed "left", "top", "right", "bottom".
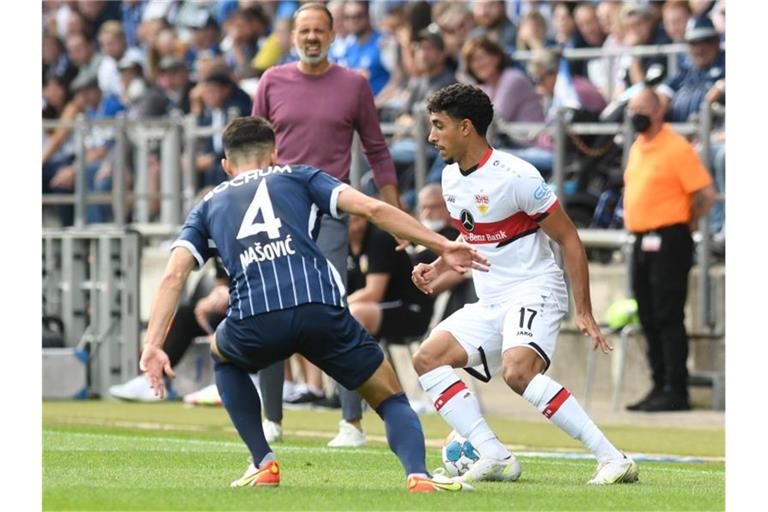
[
  {"left": 45, "top": 71, "right": 125, "bottom": 224},
  {"left": 195, "top": 71, "right": 253, "bottom": 189},
  {"left": 139, "top": 116, "right": 486, "bottom": 492},
  {"left": 335, "top": 1, "right": 390, "bottom": 96},
  {"left": 657, "top": 16, "right": 724, "bottom": 123},
  {"left": 657, "top": 15, "right": 725, "bottom": 236},
  {"left": 184, "top": 11, "right": 222, "bottom": 75}
]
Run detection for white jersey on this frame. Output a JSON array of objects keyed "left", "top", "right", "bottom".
[{"left": 442, "top": 148, "right": 565, "bottom": 303}]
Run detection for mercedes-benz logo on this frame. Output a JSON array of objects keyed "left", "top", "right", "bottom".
[{"left": 460, "top": 209, "right": 474, "bottom": 231}]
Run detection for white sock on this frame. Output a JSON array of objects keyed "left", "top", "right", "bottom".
[
  {"left": 282, "top": 380, "right": 297, "bottom": 400},
  {"left": 523, "top": 374, "right": 623, "bottom": 462},
  {"left": 306, "top": 385, "right": 324, "bottom": 397},
  {"left": 419, "top": 365, "right": 511, "bottom": 460}
]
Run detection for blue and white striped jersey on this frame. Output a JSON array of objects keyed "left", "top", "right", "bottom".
[{"left": 172, "top": 164, "right": 349, "bottom": 319}]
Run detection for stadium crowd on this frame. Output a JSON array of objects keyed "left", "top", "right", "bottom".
[
  {"left": 42, "top": 0, "right": 725, "bottom": 230},
  {"left": 42, "top": 1, "right": 726, "bottom": 421}
]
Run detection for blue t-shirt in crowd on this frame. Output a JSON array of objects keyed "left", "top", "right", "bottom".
[
  {"left": 172, "top": 165, "right": 348, "bottom": 318},
  {"left": 660, "top": 51, "right": 725, "bottom": 122},
  {"left": 337, "top": 31, "right": 390, "bottom": 96}
]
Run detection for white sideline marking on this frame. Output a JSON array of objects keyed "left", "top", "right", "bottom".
[{"left": 43, "top": 430, "right": 725, "bottom": 471}]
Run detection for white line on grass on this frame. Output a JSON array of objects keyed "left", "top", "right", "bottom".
[
  {"left": 43, "top": 430, "right": 724, "bottom": 473},
  {"left": 44, "top": 418, "right": 724, "bottom": 463},
  {"left": 43, "top": 430, "right": 391, "bottom": 455}
]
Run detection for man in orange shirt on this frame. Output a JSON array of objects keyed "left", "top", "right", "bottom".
[{"left": 623, "top": 88, "right": 716, "bottom": 412}]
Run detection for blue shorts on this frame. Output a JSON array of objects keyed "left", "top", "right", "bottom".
[{"left": 214, "top": 303, "right": 385, "bottom": 391}]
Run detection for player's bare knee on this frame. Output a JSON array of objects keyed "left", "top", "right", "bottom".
[
  {"left": 502, "top": 349, "right": 544, "bottom": 394},
  {"left": 502, "top": 364, "right": 533, "bottom": 395},
  {"left": 412, "top": 346, "right": 437, "bottom": 375},
  {"left": 357, "top": 359, "right": 402, "bottom": 408},
  {"left": 413, "top": 332, "right": 468, "bottom": 375}
]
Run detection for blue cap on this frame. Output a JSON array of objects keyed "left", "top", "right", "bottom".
[{"left": 685, "top": 16, "right": 718, "bottom": 43}]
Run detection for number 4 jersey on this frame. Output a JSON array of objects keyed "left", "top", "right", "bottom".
[
  {"left": 172, "top": 165, "right": 349, "bottom": 319},
  {"left": 442, "top": 148, "right": 566, "bottom": 305}
]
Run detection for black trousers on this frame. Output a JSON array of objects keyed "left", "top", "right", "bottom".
[
  {"left": 164, "top": 304, "right": 226, "bottom": 367},
  {"left": 631, "top": 224, "right": 693, "bottom": 397}
]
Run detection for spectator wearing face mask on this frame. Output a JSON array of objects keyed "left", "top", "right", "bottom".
[{"left": 622, "top": 88, "right": 717, "bottom": 413}]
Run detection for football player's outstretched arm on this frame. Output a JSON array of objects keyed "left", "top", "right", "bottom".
[
  {"left": 538, "top": 205, "right": 613, "bottom": 354},
  {"left": 140, "top": 247, "right": 197, "bottom": 398},
  {"left": 337, "top": 187, "right": 489, "bottom": 275}
]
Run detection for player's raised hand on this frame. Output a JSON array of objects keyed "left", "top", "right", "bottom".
[
  {"left": 442, "top": 241, "right": 490, "bottom": 275},
  {"left": 412, "top": 263, "right": 438, "bottom": 294},
  {"left": 139, "top": 344, "right": 176, "bottom": 400},
  {"left": 575, "top": 312, "right": 613, "bottom": 354}
]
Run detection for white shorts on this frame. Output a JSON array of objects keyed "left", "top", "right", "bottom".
[{"left": 431, "top": 280, "right": 569, "bottom": 380}]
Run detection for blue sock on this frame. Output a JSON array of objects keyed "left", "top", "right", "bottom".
[
  {"left": 375, "top": 393, "right": 428, "bottom": 476},
  {"left": 213, "top": 356, "right": 271, "bottom": 466}
]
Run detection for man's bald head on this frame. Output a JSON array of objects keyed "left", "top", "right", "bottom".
[
  {"left": 628, "top": 87, "right": 665, "bottom": 135},
  {"left": 628, "top": 87, "right": 661, "bottom": 114}
]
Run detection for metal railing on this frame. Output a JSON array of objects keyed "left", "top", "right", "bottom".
[
  {"left": 511, "top": 42, "right": 703, "bottom": 100},
  {"left": 42, "top": 228, "right": 141, "bottom": 398},
  {"left": 42, "top": 102, "right": 724, "bottom": 332},
  {"left": 42, "top": 107, "right": 241, "bottom": 228}
]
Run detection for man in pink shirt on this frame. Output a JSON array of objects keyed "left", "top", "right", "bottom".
[{"left": 251, "top": 2, "right": 403, "bottom": 448}]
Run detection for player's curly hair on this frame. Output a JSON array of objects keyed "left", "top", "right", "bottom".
[{"left": 426, "top": 83, "right": 494, "bottom": 136}]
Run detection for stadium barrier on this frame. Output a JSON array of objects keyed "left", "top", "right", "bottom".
[
  {"left": 42, "top": 103, "right": 724, "bottom": 323},
  {"left": 42, "top": 107, "right": 242, "bottom": 228},
  {"left": 42, "top": 228, "right": 141, "bottom": 399},
  {"left": 511, "top": 42, "right": 693, "bottom": 100}
]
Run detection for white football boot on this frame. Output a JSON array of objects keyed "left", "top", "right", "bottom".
[
  {"left": 460, "top": 454, "right": 522, "bottom": 483},
  {"left": 262, "top": 420, "right": 283, "bottom": 443},
  {"left": 182, "top": 383, "right": 221, "bottom": 406},
  {"left": 587, "top": 455, "right": 639, "bottom": 485},
  {"left": 109, "top": 375, "right": 161, "bottom": 402},
  {"left": 327, "top": 420, "right": 367, "bottom": 447}
]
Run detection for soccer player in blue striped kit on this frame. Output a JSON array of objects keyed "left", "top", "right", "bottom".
[{"left": 139, "top": 116, "right": 488, "bottom": 492}]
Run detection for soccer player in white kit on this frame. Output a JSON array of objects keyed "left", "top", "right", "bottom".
[{"left": 411, "top": 84, "right": 639, "bottom": 485}]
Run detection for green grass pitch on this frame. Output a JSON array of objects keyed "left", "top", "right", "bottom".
[{"left": 43, "top": 402, "right": 724, "bottom": 511}]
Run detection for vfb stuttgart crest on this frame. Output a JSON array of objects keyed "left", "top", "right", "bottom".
[
  {"left": 474, "top": 192, "right": 489, "bottom": 214},
  {"left": 460, "top": 210, "right": 475, "bottom": 231}
]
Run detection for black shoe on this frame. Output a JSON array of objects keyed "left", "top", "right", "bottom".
[
  {"left": 626, "top": 388, "right": 663, "bottom": 411},
  {"left": 642, "top": 392, "right": 691, "bottom": 412},
  {"left": 284, "top": 391, "right": 325, "bottom": 408},
  {"left": 313, "top": 393, "right": 341, "bottom": 409}
]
